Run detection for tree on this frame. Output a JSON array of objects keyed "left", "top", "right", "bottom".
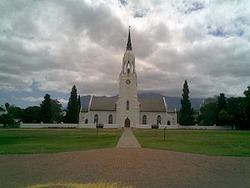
[
  {"left": 227, "top": 97, "right": 246, "bottom": 129},
  {"left": 0, "top": 114, "right": 15, "bottom": 128},
  {"left": 22, "top": 106, "right": 42, "bottom": 123},
  {"left": 179, "top": 80, "right": 195, "bottom": 125},
  {"left": 5, "top": 103, "right": 10, "bottom": 109},
  {"left": 244, "top": 86, "right": 250, "bottom": 129},
  {"left": 40, "top": 94, "right": 52, "bottom": 123},
  {"left": 65, "top": 85, "right": 80, "bottom": 123},
  {"left": 218, "top": 109, "right": 233, "bottom": 126},
  {"left": 216, "top": 93, "right": 229, "bottom": 126},
  {"left": 0, "top": 104, "right": 22, "bottom": 127},
  {"left": 198, "top": 98, "right": 218, "bottom": 126},
  {"left": 51, "top": 99, "right": 63, "bottom": 123},
  {"left": 217, "top": 93, "right": 227, "bottom": 111},
  {"left": 77, "top": 95, "right": 81, "bottom": 122},
  {"left": 6, "top": 105, "right": 23, "bottom": 121}
]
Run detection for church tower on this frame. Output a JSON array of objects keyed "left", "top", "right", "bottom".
[{"left": 116, "top": 27, "right": 140, "bottom": 128}]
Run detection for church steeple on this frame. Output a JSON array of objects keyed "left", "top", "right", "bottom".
[
  {"left": 122, "top": 26, "right": 135, "bottom": 74},
  {"left": 126, "top": 26, "right": 132, "bottom": 51}
]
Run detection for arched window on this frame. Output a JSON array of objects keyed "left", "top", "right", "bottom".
[
  {"left": 167, "top": 121, "right": 171, "bottom": 125},
  {"left": 85, "top": 119, "right": 88, "bottom": 124},
  {"left": 127, "top": 61, "right": 131, "bottom": 73},
  {"left": 157, "top": 115, "right": 161, "bottom": 125},
  {"left": 142, "top": 115, "right": 147, "bottom": 125},
  {"left": 108, "top": 114, "right": 113, "bottom": 124},
  {"left": 94, "top": 114, "right": 98, "bottom": 124},
  {"left": 126, "top": 100, "right": 129, "bottom": 110}
]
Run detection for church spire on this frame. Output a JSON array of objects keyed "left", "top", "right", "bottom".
[{"left": 126, "top": 26, "right": 132, "bottom": 51}]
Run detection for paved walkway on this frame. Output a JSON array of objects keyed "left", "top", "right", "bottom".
[
  {"left": 1, "top": 148, "right": 250, "bottom": 188},
  {"left": 116, "top": 128, "right": 141, "bottom": 148}
]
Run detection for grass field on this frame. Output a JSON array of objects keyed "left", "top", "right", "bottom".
[
  {"left": 0, "top": 129, "right": 122, "bottom": 154},
  {"left": 133, "top": 129, "right": 250, "bottom": 157}
]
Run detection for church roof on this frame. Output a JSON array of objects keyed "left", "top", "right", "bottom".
[
  {"left": 87, "top": 96, "right": 166, "bottom": 112},
  {"left": 89, "top": 96, "right": 117, "bottom": 111},
  {"left": 139, "top": 98, "right": 167, "bottom": 112}
]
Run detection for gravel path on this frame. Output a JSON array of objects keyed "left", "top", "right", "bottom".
[{"left": 0, "top": 148, "right": 250, "bottom": 188}]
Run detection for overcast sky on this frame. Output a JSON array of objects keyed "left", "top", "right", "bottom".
[{"left": 0, "top": 0, "right": 250, "bottom": 108}]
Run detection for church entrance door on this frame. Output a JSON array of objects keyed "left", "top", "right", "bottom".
[{"left": 125, "top": 118, "right": 130, "bottom": 127}]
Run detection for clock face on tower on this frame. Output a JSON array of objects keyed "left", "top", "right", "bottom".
[{"left": 126, "top": 79, "right": 131, "bottom": 85}]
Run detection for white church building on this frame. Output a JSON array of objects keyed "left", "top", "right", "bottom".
[{"left": 79, "top": 29, "right": 177, "bottom": 128}]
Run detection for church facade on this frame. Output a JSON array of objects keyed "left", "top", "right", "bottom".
[{"left": 79, "top": 29, "right": 177, "bottom": 128}]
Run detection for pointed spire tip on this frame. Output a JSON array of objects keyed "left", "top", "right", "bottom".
[{"left": 126, "top": 26, "right": 132, "bottom": 51}]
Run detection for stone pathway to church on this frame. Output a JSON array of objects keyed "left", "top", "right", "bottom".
[{"left": 116, "top": 128, "right": 141, "bottom": 148}]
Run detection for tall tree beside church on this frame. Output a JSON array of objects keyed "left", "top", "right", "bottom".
[
  {"left": 217, "top": 93, "right": 230, "bottom": 126},
  {"left": 65, "top": 85, "right": 80, "bottom": 123},
  {"left": 77, "top": 95, "right": 81, "bottom": 122},
  {"left": 40, "top": 94, "right": 52, "bottom": 123},
  {"left": 217, "top": 93, "right": 227, "bottom": 111},
  {"left": 51, "top": 99, "right": 63, "bottom": 123},
  {"left": 22, "top": 106, "right": 42, "bottom": 123},
  {"left": 198, "top": 97, "right": 218, "bottom": 126},
  {"left": 244, "top": 86, "right": 250, "bottom": 129},
  {"left": 179, "top": 80, "right": 195, "bottom": 125}
]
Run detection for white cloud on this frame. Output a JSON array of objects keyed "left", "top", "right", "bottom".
[
  {"left": 57, "top": 98, "right": 68, "bottom": 105},
  {"left": 1, "top": 0, "right": 250, "bottom": 107},
  {"left": 21, "top": 97, "right": 43, "bottom": 102}
]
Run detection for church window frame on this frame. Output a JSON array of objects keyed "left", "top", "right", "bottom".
[
  {"left": 85, "top": 119, "right": 88, "bottom": 124},
  {"left": 142, "top": 115, "right": 147, "bottom": 125},
  {"left": 108, "top": 114, "right": 113, "bottom": 124},
  {"left": 157, "top": 115, "right": 161, "bottom": 125},
  {"left": 126, "top": 100, "right": 129, "bottom": 110},
  {"left": 94, "top": 114, "right": 99, "bottom": 124}
]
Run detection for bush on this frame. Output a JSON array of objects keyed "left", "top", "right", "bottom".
[
  {"left": 0, "top": 114, "right": 19, "bottom": 128},
  {"left": 96, "top": 123, "right": 104, "bottom": 128},
  {"left": 151, "top": 124, "right": 159, "bottom": 129}
]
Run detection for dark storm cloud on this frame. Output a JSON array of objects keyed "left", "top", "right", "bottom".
[
  {"left": 119, "top": 0, "right": 128, "bottom": 6},
  {"left": 134, "top": 8, "right": 150, "bottom": 18}
]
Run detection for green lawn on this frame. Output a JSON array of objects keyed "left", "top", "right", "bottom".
[
  {"left": 0, "top": 129, "right": 122, "bottom": 154},
  {"left": 133, "top": 129, "right": 250, "bottom": 157}
]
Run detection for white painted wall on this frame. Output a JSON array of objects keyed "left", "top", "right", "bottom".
[
  {"left": 80, "top": 111, "right": 116, "bottom": 125},
  {"left": 168, "top": 111, "right": 178, "bottom": 124},
  {"left": 139, "top": 112, "right": 174, "bottom": 125}
]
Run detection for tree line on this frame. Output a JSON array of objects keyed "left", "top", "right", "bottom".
[
  {"left": 179, "top": 80, "right": 250, "bottom": 129},
  {"left": 0, "top": 85, "right": 81, "bottom": 127},
  {"left": 198, "top": 89, "right": 250, "bottom": 129},
  {"left": 1, "top": 82, "right": 250, "bottom": 129}
]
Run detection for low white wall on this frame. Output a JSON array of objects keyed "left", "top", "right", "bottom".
[
  {"left": 136, "top": 124, "right": 232, "bottom": 130},
  {"left": 20, "top": 123, "right": 118, "bottom": 129},
  {"left": 78, "top": 124, "right": 96, "bottom": 129},
  {"left": 20, "top": 122, "right": 232, "bottom": 130},
  {"left": 195, "top": 125, "right": 232, "bottom": 130},
  {"left": 104, "top": 124, "right": 118, "bottom": 129},
  {"left": 20, "top": 122, "right": 78, "bottom": 129},
  {"left": 136, "top": 124, "right": 151, "bottom": 129},
  {"left": 20, "top": 123, "right": 45, "bottom": 129},
  {"left": 159, "top": 125, "right": 179, "bottom": 129}
]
